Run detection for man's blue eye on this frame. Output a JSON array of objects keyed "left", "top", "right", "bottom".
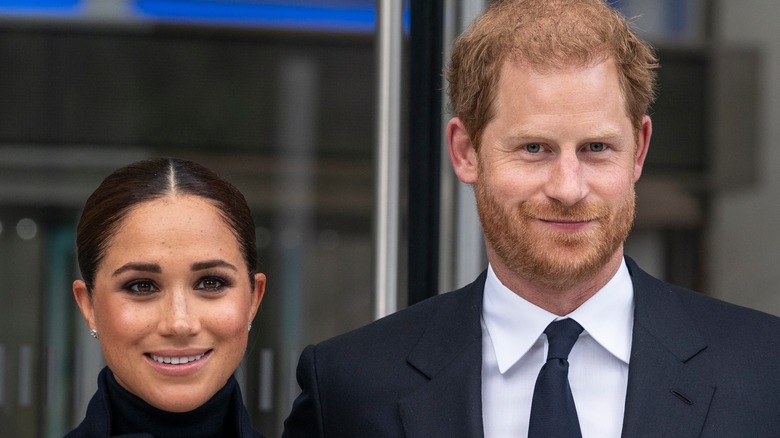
[
  {"left": 526, "top": 143, "right": 542, "bottom": 153},
  {"left": 589, "top": 142, "right": 605, "bottom": 152}
]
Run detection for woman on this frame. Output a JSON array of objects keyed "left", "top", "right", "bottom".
[{"left": 67, "top": 158, "right": 266, "bottom": 438}]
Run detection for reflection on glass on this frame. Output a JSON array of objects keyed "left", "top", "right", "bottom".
[
  {"left": 16, "top": 218, "right": 38, "bottom": 240},
  {"left": 0, "top": 12, "right": 376, "bottom": 437}
]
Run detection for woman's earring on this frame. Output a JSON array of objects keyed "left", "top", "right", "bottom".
[
  {"left": 90, "top": 328, "right": 99, "bottom": 339},
  {"left": 248, "top": 323, "right": 252, "bottom": 332}
]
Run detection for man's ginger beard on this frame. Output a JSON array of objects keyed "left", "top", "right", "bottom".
[{"left": 475, "top": 163, "right": 636, "bottom": 291}]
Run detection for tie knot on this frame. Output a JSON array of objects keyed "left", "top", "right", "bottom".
[{"left": 544, "top": 318, "right": 583, "bottom": 360}]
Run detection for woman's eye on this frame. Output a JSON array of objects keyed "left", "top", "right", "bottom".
[
  {"left": 525, "top": 143, "right": 542, "bottom": 153},
  {"left": 588, "top": 142, "right": 606, "bottom": 152},
  {"left": 126, "top": 280, "right": 158, "bottom": 295},
  {"left": 196, "top": 277, "right": 226, "bottom": 291}
]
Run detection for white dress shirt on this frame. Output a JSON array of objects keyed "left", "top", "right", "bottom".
[{"left": 481, "top": 259, "right": 634, "bottom": 438}]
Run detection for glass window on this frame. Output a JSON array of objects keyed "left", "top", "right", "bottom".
[{"left": 0, "top": 2, "right": 381, "bottom": 436}]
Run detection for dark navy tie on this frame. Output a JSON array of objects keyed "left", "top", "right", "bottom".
[{"left": 528, "top": 318, "right": 584, "bottom": 438}]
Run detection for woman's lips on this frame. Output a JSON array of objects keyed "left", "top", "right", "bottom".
[
  {"left": 144, "top": 349, "right": 212, "bottom": 375},
  {"left": 149, "top": 353, "right": 205, "bottom": 365}
]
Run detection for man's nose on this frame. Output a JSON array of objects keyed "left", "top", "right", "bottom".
[{"left": 543, "top": 151, "right": 588, "bottom": 207}]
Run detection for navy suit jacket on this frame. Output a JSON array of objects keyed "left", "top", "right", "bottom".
[{"left": 283, "top": 257, "right": 780, "bottom": 437}]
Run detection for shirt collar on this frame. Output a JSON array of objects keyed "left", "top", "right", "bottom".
[{"left": 482, "top": 258, "right": 634, "bottom": 373}]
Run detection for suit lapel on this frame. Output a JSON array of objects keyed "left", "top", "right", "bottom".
[
  {"left": 398, "top": 273, "right": 486, "bottom": 438},
  {"left": 393, "top": 260, "right": 716, "bottom": 437},
  {"left": 622, "top": 258, "right": 715, "bottom": 437}
]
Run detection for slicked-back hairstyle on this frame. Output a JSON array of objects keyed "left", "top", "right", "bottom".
[
  {"left": 446, "top": 0, "right": 658, "bottom": 150},
  {"left": 76, "top": 157, "right": 257, "bottom": 292}
]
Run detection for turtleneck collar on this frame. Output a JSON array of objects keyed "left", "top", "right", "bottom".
[{"left": 105, "top": 367, "right": 239, "bottom": 438}]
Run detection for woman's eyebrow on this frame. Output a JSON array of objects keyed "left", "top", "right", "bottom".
[
  {"left": 191, "top": 259, "right": 238, "bottom": 272},
  {"left": 112, "top": 262, "right": 161, "bottom": 277}
]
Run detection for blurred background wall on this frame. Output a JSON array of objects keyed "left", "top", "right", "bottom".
[
  {"left": 708, "top": 0, "right": 780, "bottom": 316},
  {"left": 0, "top": 0, "right": 777, "bottom": 437}
]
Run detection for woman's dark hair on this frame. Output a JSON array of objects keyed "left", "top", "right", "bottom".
[{"left": 76, "top": 157, "right": 257, "bottom": 292}]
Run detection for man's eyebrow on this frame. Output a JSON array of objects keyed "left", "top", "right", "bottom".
[
  {"left": 191, "top": 260, "right": 238, "bottom": 272},
  {"left": 507, "top": 128, "right": 547, "bottom": 139},
  {"left": 112, "top": 263, "right": 162, "bottom": 277},
  {"left": 508, "top": 128, "right": 624, "bottom": 140},
  {"left": 584, "top": 128, "right": 623, "bottom": 139}
]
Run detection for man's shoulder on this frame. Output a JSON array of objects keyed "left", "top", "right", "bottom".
[
  {"left": 677, "top": 280, "right": 778, "bottom": 319},
  {"left": 312, "top": 274, "right": 485, "bottom": 359},
  {"left": 629, "top": 257, "right": 780, "bottom": 342},
  {"left": 671, "top": 281, "right": 780, "bottom": 340}
]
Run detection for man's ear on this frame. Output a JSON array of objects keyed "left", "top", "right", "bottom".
[
  {"left": 633, "top": 115, "right": 652, "bottom": 181},
  {"left": 73, "top": 279, "right": 97, "bottom": 331},
  {"left": 447, "top": 117, "right": 479, "bottom": 184}
]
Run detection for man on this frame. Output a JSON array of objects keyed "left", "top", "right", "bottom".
[{"left": 283, "top": 0, "right": 780, "bottom": 436}]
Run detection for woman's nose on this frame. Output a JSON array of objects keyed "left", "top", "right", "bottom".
[{"left": 159, "top": 289, "right": 200, "bottom": 336}]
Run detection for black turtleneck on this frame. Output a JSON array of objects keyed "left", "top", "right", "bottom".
[
  {"left": 64, "top": 366, "right": 264, "bottom": 438},
  {"left": 105, "top": 369, "right": 238, "bottom": 437}
]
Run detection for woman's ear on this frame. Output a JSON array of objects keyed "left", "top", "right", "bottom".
[
  {"left": 249, "top": 273, "right": 266, "bottom": 322},
  {"left": 73, "top": 279, "right": 97, "bottom": 331}
]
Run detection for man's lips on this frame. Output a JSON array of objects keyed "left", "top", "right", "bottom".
[
  {"left": 537, "top": 217, "right": 597, "bottom": 224},
  {"left": 536, "top": 217, "right": 599, "bottom": 231}
]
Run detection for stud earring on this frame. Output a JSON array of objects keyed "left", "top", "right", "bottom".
[
  {"left": 90, "top": 328, "right": 99, "bottom": 339},
  {"left": 248, "top": 323, "right": 253, "bottom": 332}
]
